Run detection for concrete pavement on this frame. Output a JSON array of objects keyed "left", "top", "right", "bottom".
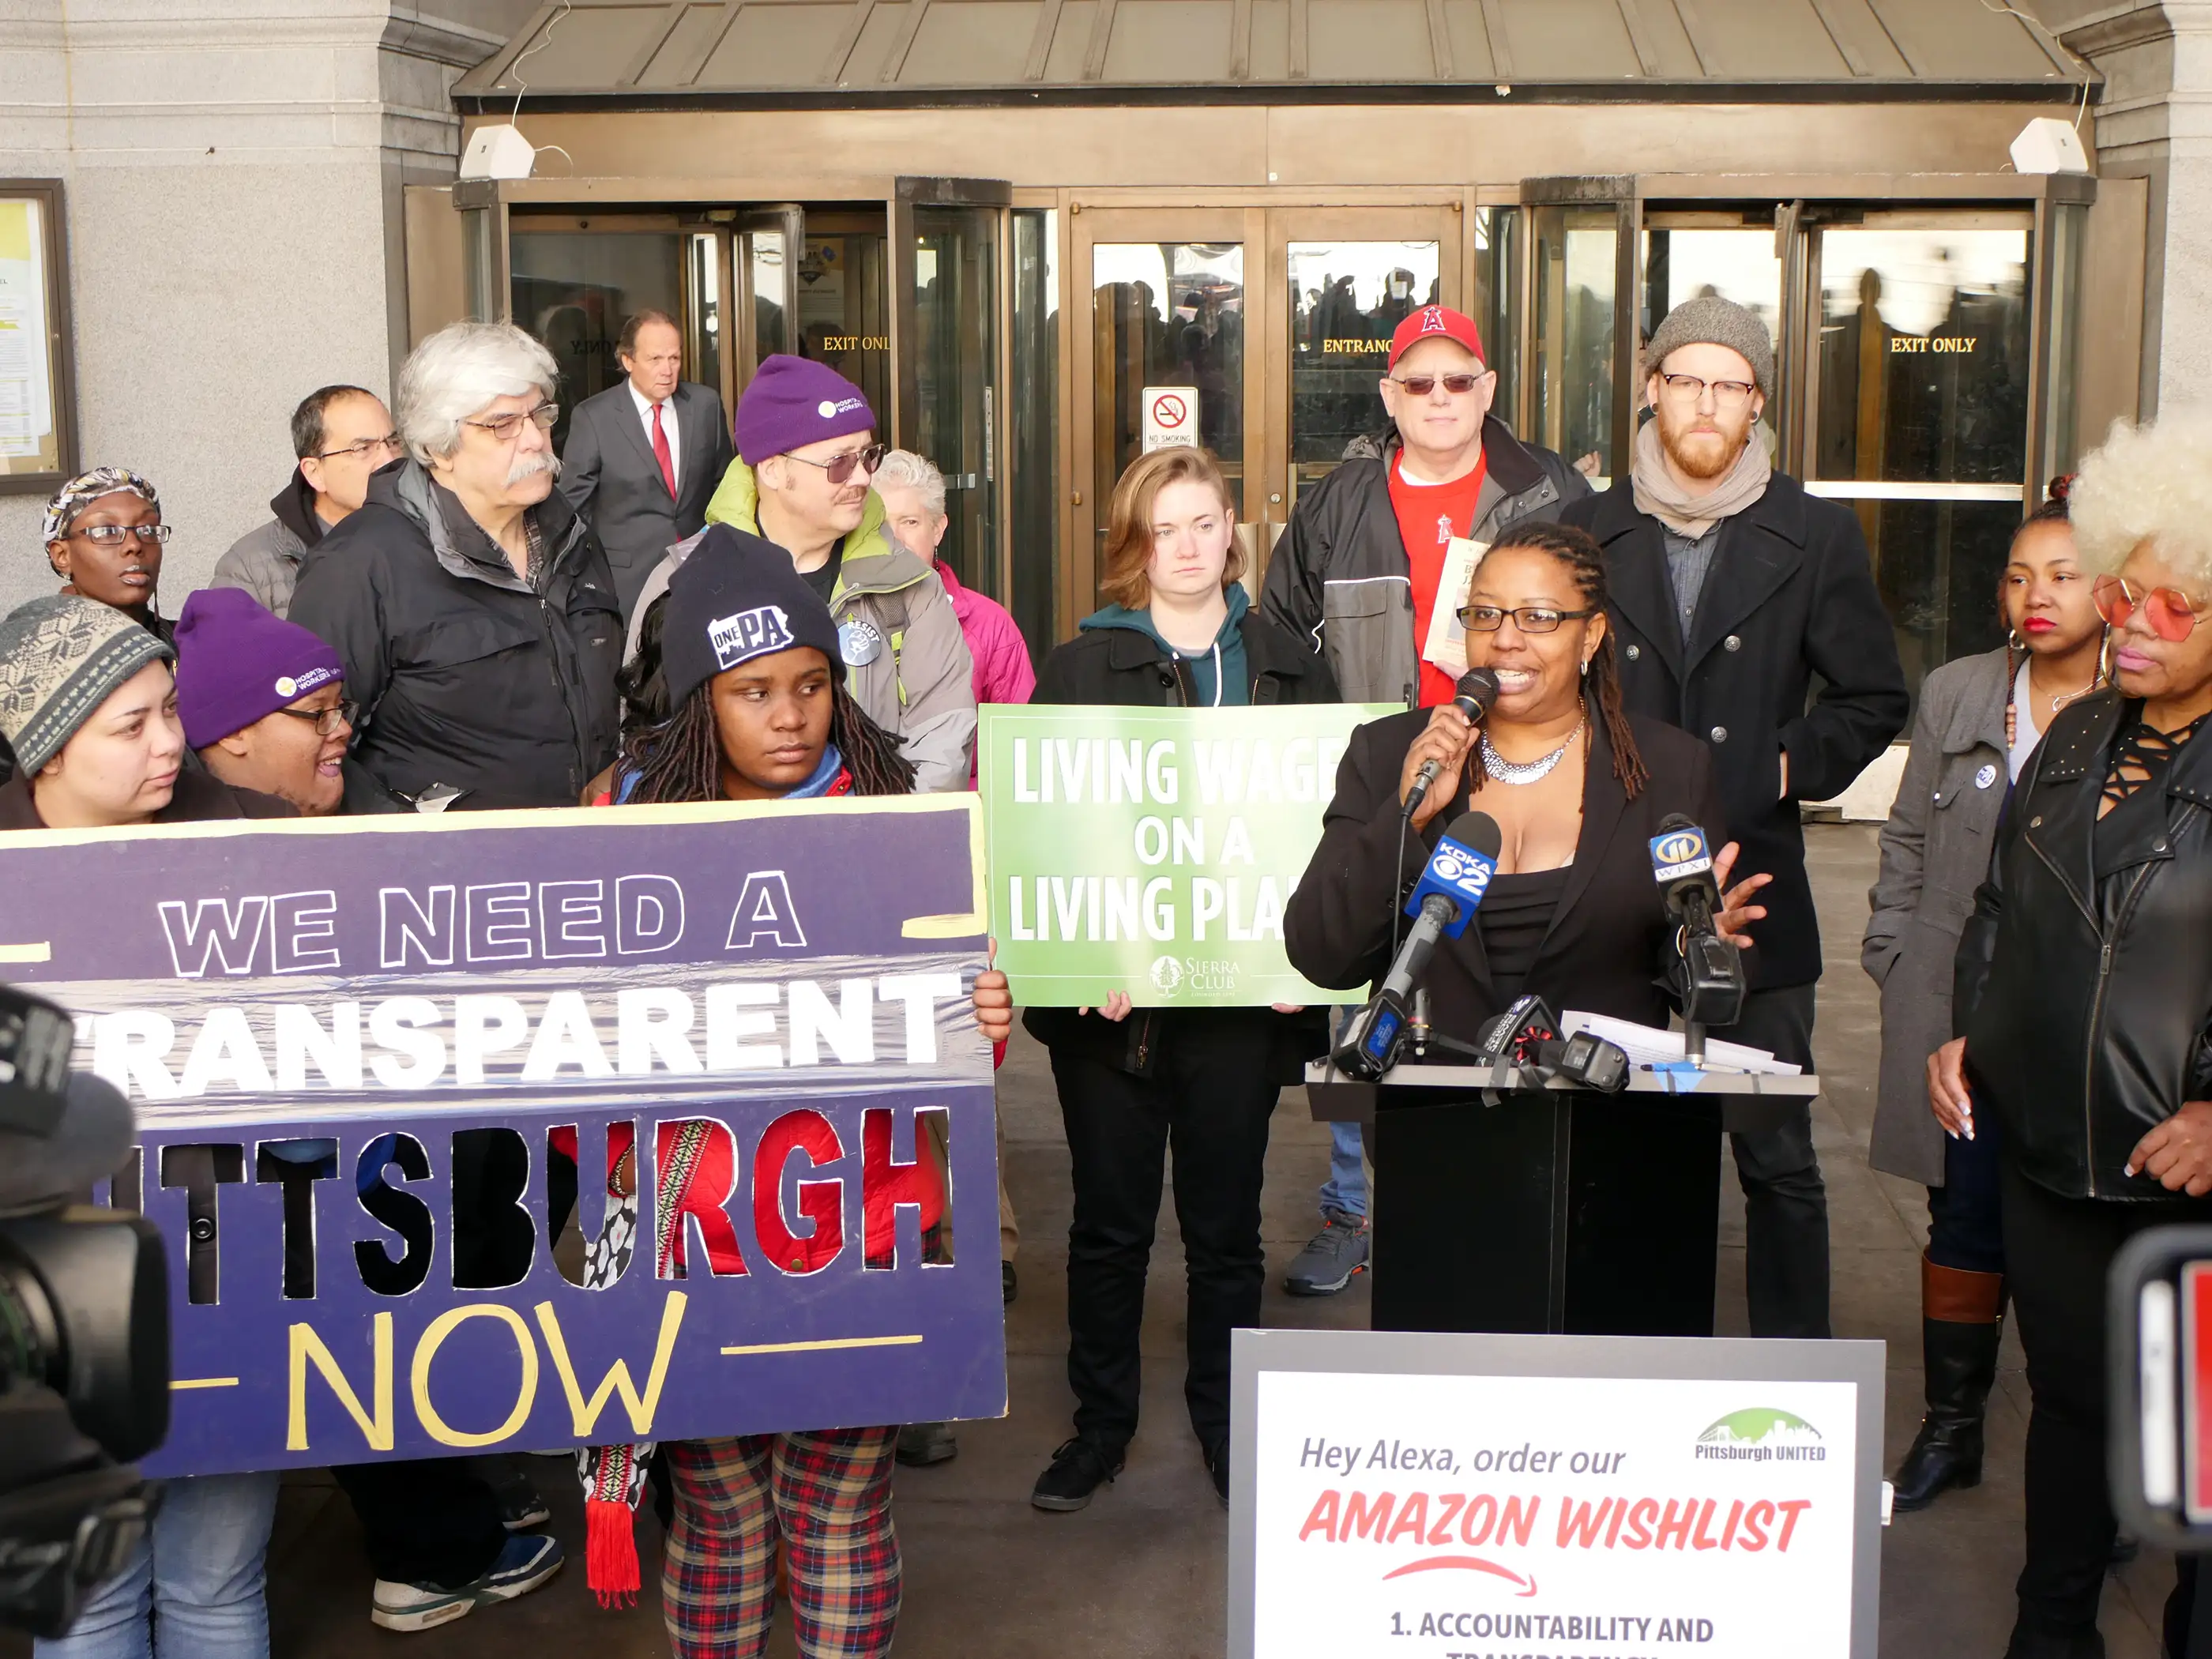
[{"left": 19, "top": 824, "right": 2179, "bottom": 1657}]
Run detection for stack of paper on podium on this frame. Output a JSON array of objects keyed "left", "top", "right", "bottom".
[{"left": 1561, "top": 1010, "right": 1803, "bottom": 1076}]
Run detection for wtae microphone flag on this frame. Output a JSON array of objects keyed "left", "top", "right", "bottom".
[
  {"left": 980, "top": 703, "right": 1397, "bottom": 1006},
  {"left": 0, "top": 797, "right": 1002, "bottom": 1477}
]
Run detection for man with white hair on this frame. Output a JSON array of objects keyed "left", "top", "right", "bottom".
[{"left": 291, "top": 319, "right": 623, "bottom": 811}]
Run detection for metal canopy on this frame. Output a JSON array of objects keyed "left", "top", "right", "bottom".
[{"left": 454, "top": 0, "right": 2091, "bottom": 106}]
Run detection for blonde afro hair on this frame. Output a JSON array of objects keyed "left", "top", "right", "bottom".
[{"left": 2068, "top": 412, "right": 2212, "bottom": 586}]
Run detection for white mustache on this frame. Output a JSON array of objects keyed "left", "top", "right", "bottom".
[{"left": 506, "top": 452, "right": 559, "bottom": 486}]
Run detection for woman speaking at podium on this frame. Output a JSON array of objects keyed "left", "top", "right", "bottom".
[
  {"left": 1283, "top": 521, "right": 1771, "bottom": 1341},
  {"left": 1285, "top": 519, "right": 1767, "bottom": 1044}
]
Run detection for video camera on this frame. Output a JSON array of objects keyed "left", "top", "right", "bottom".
[{"left": 0, "top": 980, "right": 169, "bottom": 1638}]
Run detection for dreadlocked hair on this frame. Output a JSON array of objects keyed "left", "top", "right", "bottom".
[
  {"left": 617, "top": 669, "right": 916, "bottom": 805},
  {"left": 1475, "top": 519, "right": 1650, "bottom": 801}
]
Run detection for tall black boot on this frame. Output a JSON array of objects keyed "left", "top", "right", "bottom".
[{"left": 1893, "top": 1254, "right": 2004, "bottom": 1514}]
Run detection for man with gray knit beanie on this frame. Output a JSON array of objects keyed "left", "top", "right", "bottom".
[{"left": 1564, "top": 295, "right": 1907, "bottom": 1341}]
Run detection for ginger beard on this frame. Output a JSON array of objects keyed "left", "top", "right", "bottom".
[{"left": 1653, "top": 385, "right": 1755, "bottom": 482}]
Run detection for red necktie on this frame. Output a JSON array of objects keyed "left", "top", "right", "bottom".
[{"left": 651, "top": 402, "right": 675, "bottom": 498}]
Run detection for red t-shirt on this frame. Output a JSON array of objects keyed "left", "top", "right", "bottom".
[{"left": 1386, "top": 451, "right": 1488, "bottom": 707}]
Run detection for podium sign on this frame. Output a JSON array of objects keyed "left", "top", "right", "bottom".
[{"left": 1230, "top": 1330, "right": 1883, "bottom": 1658}]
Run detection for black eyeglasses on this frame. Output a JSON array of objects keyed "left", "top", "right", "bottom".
[
  {"left": 275, "top": 700, "right": 359, "bottom": 736},
  {"left": 75, "top": 523, "right": 171, "bottom": 546},
  {"left": 784, "top": 442, "right": 889, "bottom": 486},
  {"left": 1457, "top": 603, "right": 1597, "bottom": 634},
  {"left": 315, "top": 434, "right": 403, "bottom": 462},
  {"left": 1656, "top": 373, "right": 1757, "bottom": 409},
  {"left": 1388, "top": 372, "right": 1490, "bottom": 397},
  {"left": 465, "top": 403, "right": 559, "bottom": 442}
]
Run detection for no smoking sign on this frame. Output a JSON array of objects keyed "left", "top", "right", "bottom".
[{"left": 1142, "top": 385, "right": 1199, "bottom": 453}]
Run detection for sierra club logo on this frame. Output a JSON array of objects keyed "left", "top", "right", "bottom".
[
  {"left": 1695, "top": 1407, "right": 1826, "bottom": 1463},
  {"left": 1149, "top": 954, "right": 1184, "bottom": 995}
]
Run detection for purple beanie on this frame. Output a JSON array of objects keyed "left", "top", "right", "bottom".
[
  {"left": 735, "top": 354, "right": 875, "bottom": 466},
  {"left": 174, "top": 587, "right": 345, "bottom": 749}
]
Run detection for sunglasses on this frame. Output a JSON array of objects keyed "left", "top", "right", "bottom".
[
  {"left": 2094, "top": 573, "right": 2206, "bottom": 642},
  {"left": 1389, "top": 373, "right": 1488, "bottom": 397},
  {"left": 784, "top": 442, "right": 889, "bottom": 486}
]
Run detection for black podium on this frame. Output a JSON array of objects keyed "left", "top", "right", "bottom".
[{"left": 1307, "top": 1059, "right": 1819, "bottom": 1338}]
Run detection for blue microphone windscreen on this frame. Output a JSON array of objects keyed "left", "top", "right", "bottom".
[{"left": 1407, "top": 813, "right": 1502, "bottom": 939}]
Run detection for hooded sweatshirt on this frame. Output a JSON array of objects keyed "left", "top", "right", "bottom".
[
  {"left": 624, "top": 460, "right": 977, "bottom": 792},
  {"left": 1078, "top": 583, "right": 1253, "bottom": 708},
  {"left": 209, "top": 468, "right": 330, "bottom": 619}
]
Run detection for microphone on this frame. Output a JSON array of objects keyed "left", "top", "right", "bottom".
[
  {"left": 1402, "top": 667, "right": 1503, "bottom": 820},
  {"left": 1473, "top": 995, "right": 1630, "bottom": 1093},
  {"left": 1649, "top": 816, "right": 1746, "bottom": 1031},
  {"left": 1332, "top": 810, "right": 1503, "bottom": 1081}
]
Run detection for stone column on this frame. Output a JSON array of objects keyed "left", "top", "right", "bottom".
[{"left": 0, "top": 2, "right": 524, "bottom": 614}]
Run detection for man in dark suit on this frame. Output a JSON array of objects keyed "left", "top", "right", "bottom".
[
  {"left": 558, "top": 308, "right": 733, "bottom": 620},
  {"left": 1563, "top": 296, "right": 1908, "bottom": 1342}
]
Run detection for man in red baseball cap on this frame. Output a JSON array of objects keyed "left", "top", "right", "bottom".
[
  {"left": 1262, "top": 303, "right": 1590, "bottom": 713},
  {"left": 1261, "top": 300, "right": 1590, "bottom": 1296}
]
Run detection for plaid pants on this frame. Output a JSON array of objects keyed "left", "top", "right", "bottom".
[{"left": 662, "top": 1428, "right": 901, "bottom": 1658}]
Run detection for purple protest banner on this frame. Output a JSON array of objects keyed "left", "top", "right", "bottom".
[{"left": 0, "top": 796, "right": 1000, "bottom": 1477}]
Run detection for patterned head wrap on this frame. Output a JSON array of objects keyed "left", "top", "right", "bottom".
[{"left": 43, "top": 468, "right": 160, "bottom": 544}]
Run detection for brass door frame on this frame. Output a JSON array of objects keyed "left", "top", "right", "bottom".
[
  {"left": 1066, "top": 205, "right": 1265, "bottom": 631},
  {"left": 1261, "top": 202, "right": 1465, "bottom": 587},
  {"left": 1518, "top": 171, "right": 2096, "bottom": 493}
]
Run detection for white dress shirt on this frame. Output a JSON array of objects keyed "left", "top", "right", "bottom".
[{"left": 629, "top": 380, "right": 679, "bottom": 492}]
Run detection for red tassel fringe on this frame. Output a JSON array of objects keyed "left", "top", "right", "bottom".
[{"left": 585, "top": 1497, "right": 641, "bottom": 1608}]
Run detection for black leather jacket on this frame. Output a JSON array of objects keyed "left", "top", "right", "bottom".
[{"left": 1954, "top": 693, "right": 2212, "bottom": 1200}]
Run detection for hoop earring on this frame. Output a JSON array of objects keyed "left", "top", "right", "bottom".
[
  {"left": 2098, "top": 625, "right": 2114, "bottom": 688},
  {"left": 1580, "top": 657, "right": 1592, "bottom": 679},
  {"left": 2007, "top": 627, "right": 2029, "bottom": 653}
]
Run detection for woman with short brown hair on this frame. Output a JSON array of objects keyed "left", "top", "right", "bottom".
[{"left": 1014, "top": 446, "right": 1334, "bottom": 1513}]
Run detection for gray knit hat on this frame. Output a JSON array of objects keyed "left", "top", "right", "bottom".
[
  {"left": 1643, "top": 296, "right": 1776, "bottom": 400},
  {"left": 0, "top": 596, "right": 173, "bottom": 776}
]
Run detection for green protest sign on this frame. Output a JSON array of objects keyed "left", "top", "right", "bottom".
[{"left": 980, "top": 703, "right": 1398, "bottom": 1006}]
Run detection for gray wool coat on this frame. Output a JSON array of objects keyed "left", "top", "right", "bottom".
[{"left": 1863, "top": 647, "right": 2013, "bottom": 1186}]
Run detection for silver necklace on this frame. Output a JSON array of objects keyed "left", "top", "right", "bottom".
[{"left": 1481, "top": 716, "right": 1586, "bottom": 785}]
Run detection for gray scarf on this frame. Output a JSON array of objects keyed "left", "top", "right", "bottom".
[{"left": 1629, "top": 419, "right": 1771, "bottom": 539}]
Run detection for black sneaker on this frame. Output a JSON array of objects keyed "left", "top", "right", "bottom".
[
  {"left": 896, "top": 1421, "right": 958, "bottom": 1466},
  {"left": 1031, "top": 1436, "right": 1125, "bottom": 1511},
  {"left": 1284, "top": 1207, "right": 1370, "bottom": 1296},
  {"left": 1003, "top": 1260, "right": 1018, "bottom": 1305},
  {"left": 490, "top": 1469, "right": 551, "bottom": 1533},
  {"left": 1206, "top": 1442, "right": 1230, "bottom": 1509}
]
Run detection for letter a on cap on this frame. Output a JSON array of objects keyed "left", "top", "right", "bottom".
[{"left": 1420, "top": 306, "right": 1449, "bottom": 335}]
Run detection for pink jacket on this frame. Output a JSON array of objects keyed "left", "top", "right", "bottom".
[{"left": 936, "top": 562, "right": 1035, "bottom": 784}]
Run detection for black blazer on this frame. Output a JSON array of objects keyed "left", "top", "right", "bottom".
[
  {"left": 558, "top": 380, "right": 734, "bottom": 620},
  {"left": 1020, "top": 606, "right": 1337, "bottom": 1080},
  {"left": 1285, "top": 709, "right": 1729, "bottom": 1044},
  {"left": 1564, "top": 474, "right": 1906, "bottom": 991}
]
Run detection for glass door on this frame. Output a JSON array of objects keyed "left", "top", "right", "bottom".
[
  {"left": 1532, "top": 202, "right": 1628, "bottom": 488},
  {"left": 1263, "top": 205, "right": 1463, "bottom": 584},
  {"left": 1807, "top": 213, "right": 2034, "bottom": 709},
  {"left": 898, "top": 202, "right": 1002, "bottom": 599},
  {"left": 1069, "top": 208, "right": 1262, "bottom": 615},
  {"left": 507, "top": 213, "right": 684, "bottom": 453}
]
